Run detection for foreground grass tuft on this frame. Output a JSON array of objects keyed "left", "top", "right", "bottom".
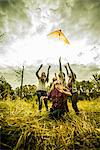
[{"left": 0, "top": 98, "right": 100, "bottom": 150}]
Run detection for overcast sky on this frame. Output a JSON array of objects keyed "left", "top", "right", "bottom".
[{"left": 0, "top": 0, "right": 100, "bottom": 67}]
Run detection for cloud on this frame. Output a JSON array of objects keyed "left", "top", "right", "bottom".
[
  {"left": 77, "top": 52, "right": 84, "bottom": 57},
  {"left": 0, "top": 0, "right": 100, "bottom": 66},
  {"left": 0, "top": 0, "right": 100, "bottom": 41},
  {"left": 54, "top": 0, "right": 100, "bottom": 44}
]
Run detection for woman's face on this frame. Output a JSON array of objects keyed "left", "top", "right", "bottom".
[
  {"left": 41, "top": 72, "right": 46, "bottom": 80},
  {"left": 55, "top": 82, "right": 63, "bottom": 90}
]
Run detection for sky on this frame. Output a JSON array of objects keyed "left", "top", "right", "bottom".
[{"left": 0, "top": 0, "right": 100, "bottom": 67}]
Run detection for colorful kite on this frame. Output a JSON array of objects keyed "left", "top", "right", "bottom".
[{"left": 47, "top": 29, "right": 70, "bottom": 44}]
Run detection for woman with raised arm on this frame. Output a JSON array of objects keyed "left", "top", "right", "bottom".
[
  {"left": 64, "top": 63, "right": 79, "bottom": 115},
  {"left": 36, "top": 64, "right": 51, "bottom": 112},
  {"left": 58, "top": 57, "right": 69, "bottom": 113}
]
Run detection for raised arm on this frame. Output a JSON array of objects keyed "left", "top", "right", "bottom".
[
  {"left": 67, "top": 63, "right": 73, "bottom": 75},
  {"left": 46, "top": 65, "right": 51, "bottom": 82},
  {"left": 59, "top": 57, "right": 64, "bottom": 81},
  {"left": 64, "top": 64, "right": 69, "bottom": 76},
  {"left": 59, "top": 57, "right": 62, "bottom": 73},
  {"left": 36, "top": 64, "right": 43, "bottom": 79},
  {"left": 67, "top": 63, "right": 76, "bottom": 81},
  {"left": 54, "top": 73, "right": 57, "bottom": 79}
]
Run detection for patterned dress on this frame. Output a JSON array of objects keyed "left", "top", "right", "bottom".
[{"left": 49, "top": 88, "right": 67, "bottom": 111}]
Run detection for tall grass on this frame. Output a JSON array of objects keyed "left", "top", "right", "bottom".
[{"left": 0, "top": 98, "right": 100, "bottom": 150}]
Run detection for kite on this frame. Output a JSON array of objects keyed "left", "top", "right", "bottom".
[{"left": 47, "top": 29, "right": 70, "bottom": 44}]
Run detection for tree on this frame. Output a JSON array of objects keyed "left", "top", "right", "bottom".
[
  {"left": 14, "top": 65, "right": 24, "bottom": 99},
  {"left": 20, "top": 66, "right": 24, "bottom": 99}
]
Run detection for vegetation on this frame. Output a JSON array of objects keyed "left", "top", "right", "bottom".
[
  {"left": 0, "top": 98, "right": 100, "bottom": 150},
  {"left": 0, "top": 76, "right": 15, "bottom": 100},
  {"left": 0, "top": 73, "right": 100, "bottom": 101},
  {"left": 0, "top": 72, "right": 100, "bottom": 149}
]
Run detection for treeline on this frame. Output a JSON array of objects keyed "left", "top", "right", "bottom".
[
  {"left": 76, "top": 74, "right": 100, "bottom": 100},
  {"left": 0, "top": 76, "right": 37, "bottom": 100},
  {"left": 0, "top": 73, "right": 100, "bottom": 101}
]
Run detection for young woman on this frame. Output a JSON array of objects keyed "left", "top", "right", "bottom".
[
  {"left": 48, "top": 79, "right": 71, "bottom": 119},
  {"left": 36, "top": 64, "right": 51, "bottom": 111},
  {"left": 64, "top": 63, "right": 79, "bottom": 115}
]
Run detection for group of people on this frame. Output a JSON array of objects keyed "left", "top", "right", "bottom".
[{"left": 36, "top": 59, "right": 79, "bottom": 119}]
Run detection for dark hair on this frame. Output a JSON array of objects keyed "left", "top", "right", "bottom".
[
  {"left": 58, "top": 72, "right": 65, "bottom": 78},
  {"left": 41, "top": 72, "right": 46, "bottom": 77}
]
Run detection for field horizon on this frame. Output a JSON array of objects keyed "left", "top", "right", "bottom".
[{"left": 0, "top": 63, "right": 100, "bottom": 88}]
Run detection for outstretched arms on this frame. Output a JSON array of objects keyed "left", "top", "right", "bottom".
[
  {"left": 46, "top": 65, "right": 51, "bottom": 82},
  {"left": 36, "top": 64, "right": 43, "bottom": 79}
]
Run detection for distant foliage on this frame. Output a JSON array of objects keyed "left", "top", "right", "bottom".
[
  {"left": 75, "top": 73, "right": 100, "bottom": 100},
  {"left": 0, "top": 73, "right": 100, "bottom": 101},
  {"left": 0, "top": 76, "right": 15, "bottom": 100},
  {"left": 15, "top": 84, "right": 37, "bottom": 100}
]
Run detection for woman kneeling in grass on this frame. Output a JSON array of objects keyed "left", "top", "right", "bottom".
[{"left": 48, "top": 79, "right": 71, "bottom": 119}]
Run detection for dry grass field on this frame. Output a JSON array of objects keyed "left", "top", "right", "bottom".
[{"left": 0, "top": 98, "right": 100, "bottom": 150}]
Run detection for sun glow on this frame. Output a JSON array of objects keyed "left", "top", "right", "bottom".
[{"left": 1, "top": 33, "right": 96, "bottom": 66}]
